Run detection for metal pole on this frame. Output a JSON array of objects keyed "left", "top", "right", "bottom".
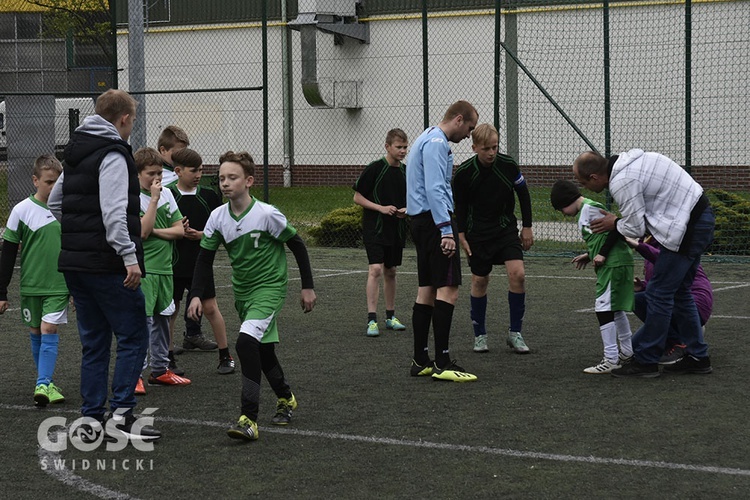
[
  {"left": 281, "top": 0, "right": 294, "bottom": 187},
  {"left": 262, "top": 0, "right": 270, "bottom": 202},
  {"left": 685, "top": 0, "right": 692, "bottom": 174},
  {"left": 127, "top": 0, "right": 146, "bottom": 149},
  {"left": 504, "top": 10, "right": 520, "bottom": 161},
  {"left": 494, "top": 0, "right": 501, "bottom": 130},
  {"left": 422, "top": 0, "right": 429, "bottom": 129},
  {"left": 110, "top": 0, "right": 118, "bottom": 89},
  {"left": 603, "top": 0, "right": 611, "bottom": 158}
]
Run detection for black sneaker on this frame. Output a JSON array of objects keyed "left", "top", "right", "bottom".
[
  {"left": 168, "top": 352, "right": 185, "bottom": 376},
  {"left": 173, "top": 343, "right": 186, "bottom": 355},
  {"left": 271, "top": 394, "right": 297, "bottom": 426},
  {"left": 70, "top": 418, "right": 115, "bottom": 444},
  {"left": 105, "top": 411, "right": 162, "bottom": 441},
  {"left": 217, "top": 355, "right": 236, "bottom": 375},
  {"left": 610, "top": 358, "right": 660, "bottom": 378},
  {"left": 659, "top": 343, "right": 686, "bottom": 365},
  {"left": 663, "top": 354, "right": 712, "bottom": 374},
  {"left": 410, "top": 359, "right": 433, "bottom": 377},
  {"left": 182, "top": 334, "right": 218, "bottom": 351}
]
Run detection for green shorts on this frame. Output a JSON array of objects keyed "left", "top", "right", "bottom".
[
  {"left": 20, "top": 294, "right": 69, "bottom": 328},
  {"left": 594, "top": 265, "right": 634, "bottom": 312},
  {"left": 141, "top": 273, "right": 175, "bottom": 317},
  {"left": 235, "top": 293, "right": 286, "bottom": 344}
]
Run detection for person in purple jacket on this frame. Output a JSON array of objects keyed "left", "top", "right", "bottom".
[{"left": 627, "top": 235, "right": 713, "bottom": 365}]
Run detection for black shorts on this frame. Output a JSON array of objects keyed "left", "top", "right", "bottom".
[
  {"left": 365, "top": 242, "right": 404, "bottom": 268},
  {"left": 468, "top": 228, "right": 524, "bottom": 277},
  {"left": 173, "top": 276, "right": 215, "bottom": 302},
  {"left": 410, "top": 212, "right": 461, "bottom": 288}
]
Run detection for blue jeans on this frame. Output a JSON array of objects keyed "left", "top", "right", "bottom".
[
  {"left": 64, "top": 272, "right": 148, "bottom": 419},
  {"left": 632, "top": 207, "right": 714, "bottom": 364}
]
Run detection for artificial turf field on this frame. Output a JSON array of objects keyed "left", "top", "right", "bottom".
[{"left": 1, "top": 247, "right": 749, "bottom": 499}]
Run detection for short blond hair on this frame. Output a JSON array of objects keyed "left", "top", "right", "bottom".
[
  {"left": 442, "top": 100, "right": 478, "bottom": 123},
  {"left": 95, "top": 89, "right": 137, "bottom": 124},
  {"left": 33, "top": 154, "right": 63, "bottom": 178},
  {"left": 471, "top": 123, "right": 499, "bottom": 147},
  {"left": 134, "top": 147, "right": 163, "bottom": 173},
  {"left": 157, "top": 125, "right": 190, "bottom": 151}
]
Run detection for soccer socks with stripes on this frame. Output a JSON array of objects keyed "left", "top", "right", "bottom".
[
  {"left": 259, "top": 343, "right": 292, "bottom": 400},
  {"left": 30, "top": 332, "right": 41, "bottom": 369},
  {"left": 508, "top": 291, "right": 525, "bottom": 333},
  {"left": 412, "top": 302, "right": 433, "bottom": 365},
  {"left": 614, "top": 310, "right": 633, "bottom": 358},
  {"left": 235, "top": 333, "right": 262, "bottom": 421},
  {"left": 432, "top": 300, "right": 455, "bottom": 368},
  {"left": 37, "top": 333, "right": 59, "bottom": 386},
  {"left": 470, "top": 295, "right": 487, "bottom": 337}
]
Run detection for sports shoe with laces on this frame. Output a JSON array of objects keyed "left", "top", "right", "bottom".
[
  {"left": 217, "top": 355, "right": 236, "bottom": 375},
  {"left": 182, "top": 334, "right": 218, "bottom": 351},
  {"left": 148, "top": 369, "right": 192, "bottom": 386},
  {"left": 366, "top": 320, "right": 380, "bottom": 337},
  {"left": 583, "top": 358, "right": 621, "bottom": 374},
  {"left": 227, "top": 415, "right": 258, "bottom": 441},
  {"left": 135, "top": 377, "right": 146, "bottom": 395},
  {"left": 47, "top": 383, "right": 65, "bottom": 404},
  {"left": 105, "top": 410, "right": 162, "bottom": 441},
  {"left": 271, "top": 394, "right": 297, "bottom": 426},
  {"left": 410, "top": 359, "right": 433, "bottom": 377},
  {"left": 431, "top": 360, "right": 478, "bottom": 382},
  {"left": 385, "top": 317, "right": 406, "bottom": 331},
  {"left": 507, "top": 331, "right": 530, "bottom": 354},
  {"left": 663, "top": 354, "right": 712, "bottom": 374},
  {"left": 610, "top": 358, "right": 660, "bottom": 378},
  {"left": 473, "top": 334, "right": 489, "bottom": 353},
  {"left": 659, "top": 343, "right": 687, "bottom": 365},
  {"left": 34, "top": 384, "right": 49, "bottom": 406}
]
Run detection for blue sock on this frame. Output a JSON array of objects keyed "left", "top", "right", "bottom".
[
  {"left": 30, "top": 332, "right": 41, "bottom": 368},
  {"left": 508, "top": 291, "right": 526, "bottom": 333},
  {"left": 37, "top": 333, "right": 59, "bottom": 386},
  {"left": 470, "top": 295, "right": 487, "bottom": 337}
]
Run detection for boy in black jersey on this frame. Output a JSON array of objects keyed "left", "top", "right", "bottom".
[
  {"left": 453, "top": 124, "right": 534, "bottom": 354},
  {"left": 169, "top": 148, "right": 234, "bottom": 374},
  {"left": 353, "top": 128, "right": 409, "bottom": 337}
]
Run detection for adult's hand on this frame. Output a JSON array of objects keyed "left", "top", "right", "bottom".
[
  {"left": 123, "top": 264, "right": 142, "bottom": 290},
  {"left": 589, "top": 210, "right": 617, "bottom": 233}
]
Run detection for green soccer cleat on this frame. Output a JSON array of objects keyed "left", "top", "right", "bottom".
[
  {"left": 47, "top": 383, "right": 65, "bottom": 404},
  {"left": 409, "top": 359, "right": 433, "bottom": 377},
  {"left": 366, "top": 320, "right": 380, "bottom": 337},
  {"left": 385, "top": 317, "right": 407, "bottom": 331},
  {"left": 227, "top": 415, "right": 259, "bottom": 441},
  {"left": 271, "top": 394, "right": 298, "bottom": 426},
  {"left": 431, "top": 361, "right": 478, "bottom": 382},
  {"left": 507, "top": 331, "right": 530, "bottom": 354},
  {"left": 34, "top": 384, "right": 49, "bottom": 406}
]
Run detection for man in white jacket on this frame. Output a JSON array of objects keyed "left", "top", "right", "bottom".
[{"left": 573, "top": 149, "right": 714, "bottom": 377}]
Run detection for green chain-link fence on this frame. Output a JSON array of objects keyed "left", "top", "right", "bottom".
[{"left": 1, "top": 0, "right": 748, "bottom": 255}]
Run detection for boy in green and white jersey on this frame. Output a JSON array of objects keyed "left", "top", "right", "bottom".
[
  {"left": 0, "top": 155, "right": 69, "bottom": 405},
  {"left": 551, "top": 180, "right": 634, "bottom": 374},
  {"left": 187, "top": 151, "right": 316, "bottom": 441},
  {"left": 134, "top": 148, "right": 190, "bottom": 388}
]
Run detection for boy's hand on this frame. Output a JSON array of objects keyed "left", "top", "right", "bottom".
[
  {"left": 300, "top": 289, "right": 316, "bottom": 313},
  {"left": 184, "top": 227, "right": 202, "bottom": 240},
  {"left": 571, "top": 253, "right": 590, "bottom": 270},
  {"left": 593, "top": 254, "right": 606, "bottom": 267},
  {"left": 458, "top": 233, "right": 472, "bottom": 257},
  {"left": 0, "top": 300, "right": 8, "bottom": 314},
  {"left": 187, "top": 296, "right": 203, "bottom": 321},
  {"left": 396, "top": 207, "right": 407, "bottom": 219},
  {"left": 182, "top": 217, "right": 190, "bottom": 230},
  {"left": 520, "top": 227, "right": 534, "bottom": 251},
  {"left": 150, "top": 179, "right": 162, "bottom": 199},
  {"left": 634, "top": 276, "right": 645, "bottom": 292},
  {"left": 380, "top": 204, "right": 398, "bottom": 217},
  {"left": 123, "top": 264, "right": 142, "bottom": 290}
]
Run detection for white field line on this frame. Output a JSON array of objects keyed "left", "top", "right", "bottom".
[{"left": 2, "top": 404, "right": 748, "bottom": 484}]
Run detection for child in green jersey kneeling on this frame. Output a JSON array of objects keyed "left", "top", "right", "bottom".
[
  {"left": 551, "top": 180, "right": 635, "bottom": 374},
  {"left": 187, "top": 151, "right": 316, "bottom": 441},
  {"left": 0, "top": 155, "right": 69, "bottom": 405}
]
